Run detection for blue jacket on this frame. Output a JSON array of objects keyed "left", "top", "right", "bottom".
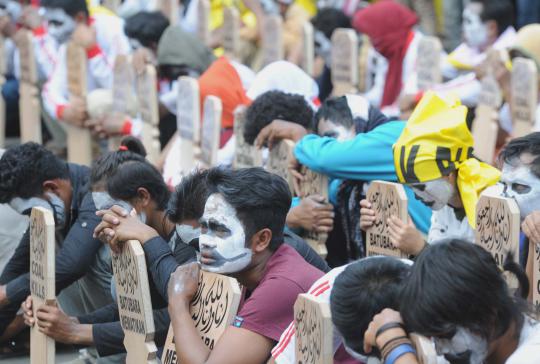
[{"left": 294, "top": 121, "right": 432, "bottom": 234}]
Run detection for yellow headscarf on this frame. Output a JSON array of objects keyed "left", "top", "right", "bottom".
[{"left": 393, "top": 92, "right": 501, "bottom": 228}]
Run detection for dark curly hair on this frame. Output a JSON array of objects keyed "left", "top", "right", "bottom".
[
  {"left": 498, "top": 132, "right": 540, "bottom": 179},
  {"left": 168, "top": 169, "right": 210, "bottom": 223},
  {"left": 124, "top": 11, "right": 170, "bottom": 49},
  {"left": 243, "top": 91, "right": 314, "bottom": 145},
  {"left": 0, "top": 143, "right": 69, "bottom": 203}
]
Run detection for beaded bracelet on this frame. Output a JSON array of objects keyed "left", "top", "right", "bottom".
[{"left": 384, "top": 343, "right": 416, "bottom": 364}]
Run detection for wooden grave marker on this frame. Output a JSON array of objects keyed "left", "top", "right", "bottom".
[
  {"left": 294, "top": 294, "right": 333, "bottom": 364},
  {"left": 532, "top": 241, "right": 540, "bottom": 311},
  {"left": 223, "top": 7, "right": 240, "bottom": 61},
  {"left": 267, "top": 139, "right": 296, "bottom": 192},
  {"left": 30, "top": 207, "right": 56, "bottom": 364},
  {"left": 159, "top": 0, "right": 179, "bottom": 25},
  {"left": 471, "top": 75, "right": 502, "bottom": 164},
  {"left": 233, "top": 105, "right": 262, "bottom": 169},
  {"left": 0, "top": 35, "right": 5, "bottom": 147},
  {"left": 161, "top": 271, "right": 242, "bottom": 364},
  {"left": 197, "top": 0, "right": 210, "bottom": 46},
  {"left": 136, "top": 64, "right": 161, "bottom": 164},
  {"left": 357, "top": 35, "right": 373, "bottom": 93},
  {"left": 111, "top": 240, "right": 158, "bottom": 364},
  {"left": 261, "top": 15, "right": 284, "bottom": 67},
  {"left": 298, "top": 168, "right": 329, "bottom": 257},
  {"left": 66, "top": 42, "right": 93, "bottom": 165},
  {"left": 200, "top": 95, "right": 222, "bottom": 167},
  {"left": 475, "top": 194, "right": 520, "bottom": 270},
  {"left": 331, "top": 28, "right": 358, "bottom": 97},
  {"left": 301, "top": 22, "right": 314, "bottom": 76},
  {"left": 410, "top": 334, "right": 438, "bottom": 364},
  {"left": 110, "top": 55, "right": 136, "bottom": 150},
  {"left": 18, "top": 29, "right": 41, "bottom": 144},
  {"left": 365, "top": 181, "right": 408, "bottom": 258},
  {"left": 177, "top": 76, "right": 201, "bottom": 174},
  {"left": 511, "top": 57, "right": 538, "bottom": 138},
  {"left": 416, "top": 36, "right": 442, "bottom": 91}
]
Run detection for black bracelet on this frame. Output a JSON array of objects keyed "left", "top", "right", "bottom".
[
  {"left": 380, "top": 335, "right": 409, "bottom": 354},
  {"left": 375, "top": 322, "right": 406, "bottom": 339}
]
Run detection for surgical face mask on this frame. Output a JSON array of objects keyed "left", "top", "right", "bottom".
[
  {"left": 410, "top": 178, "right": 454, "bottom": 211},
  {"left": 44, "top": 8, "right": 76, "bottom": 44},
  {"left": 434, "top": 327, "right": 488, "bottom": 364},
  {"left": 501, "top": 161, "right": 540, "bottom": 220},
  {"left": 462, "top": 5, "right": 488, "bottom": 49},
  {"left": 176, "top": 224, "right": 201, "bottom": 244},
  {"left": 198, "top": 193, "right": 252, "bottom": 274},
  {"left": 0, "top": 1, "right": 22, "bottom": 21},
  {"left": 9, "top": 192, "right": 67, "bottom": 227}
]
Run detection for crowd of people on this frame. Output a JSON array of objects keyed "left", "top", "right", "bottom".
[{"left": 0, "top": 0, "right": 539, "bottom": 363}]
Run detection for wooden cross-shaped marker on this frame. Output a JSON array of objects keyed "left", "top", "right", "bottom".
[
  {"left": 416, "top": 36, "right": 442, "bottom": 91},
  {"left": 200, "top": 96, "right": 222, "bottom": 168},
  {"left": 223, "top": 7, "right": 240, "bottom": 61},
  {"left": 267, "top": 139, "right": 296, "bottom": 192},
  {"left": 161, "top": 271, "right": 242, "bottom": 364},
  {"left": 17, "top": 29, "right": 41, "bottom": 144},
  {"left": 298, "top": 168, "right": 329, "bottom": 257},
  {"left": 301, "top": 22, "right": 314, "bottom": 77},
  {"left": 410, "top": 334, "right": 438, "bottom": 364},
  {"left": 66, "top": 42, "right": 93, "bottom": 166},
  {"left": 136, "top": 64, "right": 161, "bottom": 164},
  {"left": 233, "top": 105, "right": 262, "bottom": 169},
  {"left": 294, "top": 294, "right": 333, "bottom": 364},
  {"left": 177, "top": 76, "right": 201, "bottom": 174},
  {"left": 261, "top": 15, "right": 284, "bottom": 67},
  {"left": 511, "top": 57, "right": 538, "bottom": 138},
  {"left": 112, "top": 240, "right": 158, "bottom": 364},
  {"left": 331, "top": 28, "right": 358, "bottom": 97},
  {"left": 197, "top": 0, "right": 210, "bottom": 46},
  {"left": 158, "top": 0, "right": 179, "bottom": 25},
  {"left": 110, "top": 55, "right": 136, "bottom": 150},
  {"left": 0, "top": 35, "right": 6, "bottom": 147},
  {"left": 30, "top": 207, "right": 56, "bottom": 364},
  {"left": 365, "top": 181, "right": 408, "bottom": 258}
]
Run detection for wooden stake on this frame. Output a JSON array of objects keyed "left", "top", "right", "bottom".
[
  {"left": 511, "top": 57, "right": 538, "bottom": 138},
  {"left": 136, "top": 64, "right": 161, "bottom": 164},
  {"left": 233, "top": 105, "right": 262, "bottom": 169},
  {"left": 200, "top": 96, "right": 222, "bottom": 168},
  {"left": 331, "top": 28, "right": 358, "bottom": 97}
]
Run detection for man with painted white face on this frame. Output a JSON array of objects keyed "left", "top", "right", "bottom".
[
  {"left": 40, "top": 0, "right": 130, "bottom": 128},
  {"left": 161, "top": 167, "right": 323, "bottom": 364},
  {"left": 360, "top": 92, "right": 501, "bottom": 255}
]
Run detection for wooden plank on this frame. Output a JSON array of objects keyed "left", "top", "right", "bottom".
[
  {"left": 222, "top": 7, "right": 240, "bottom": 61},
  {"left": 177, "top": 76, "right": 201, "bottom": 173},
  {"left": 294, "top": 294, "right": 333, "bottom": 364},
  {"left": 301, "top": 22, "right": 314, "bottom": 76},
  {"left": 136, "top": 64, "right": 161, "bottom": 164},
  {"left": 110, "top": 55, "right": 136, "bottom": 150},
  {"left": 511, "top": 58, "right": 538, "bottom": 138},
  {"left": 357, "top": 35, "right": 372, "bottom": 93},
  {"left": 111, "top": 240, "right": 158, "bottom": 364},
  {"left": 410, "top": 334, "right": 438, "bottom": 364},
  {"left": 30, "top": 207, "right": 55, "bottom": 364},
  {"left": 65, "top": 42, "right": 93, "bottom": 165},
  {"left": 298, "top": 168, "right": 329, "bottom": 257},
  {"left": 471, "top": 75, "right": 502, "bottom": 164},
  {"left": 197, "top": 0, "right": 210, "bottom": 46},
  {"left": 532, "top": 241, "right": 540, "bottom": 312},
  {"left": 261, "top": 15, "right": 284, "bottom": 67},
  {"left": 416, "top": 36, "right": 442, "bottom": 91},
  {"left": 475, "top": 194, "right": 520, "bottom": 270},
  {"left": 200, "top": 95, "right": 222, "bottom": 167},
  {"left": 267, "top": 139, "right": 295, "bottom": 192},
  {"left": 233, "top": 105, "right": 262, "bottom": 169},
  {"left": 331, "top": 28, "right": 358, "bottom": 97},
  {"left": 161, "top": 271, "right": 242, "bottom": 364},
  {"left": 17, "top": 29, "right": 41, "bottom": 144},
  {"left": 365, "top": 181, "right": 408, "bottom": 258}
]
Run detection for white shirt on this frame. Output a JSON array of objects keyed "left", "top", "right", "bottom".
[
  {"left": 506, "top": 316, "right": 540, "bottom": 364},
  {"left": 427, "top": 206, "right": 475, "bottom": 244}
]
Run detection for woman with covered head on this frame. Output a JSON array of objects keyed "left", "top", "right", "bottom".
[{"left": 360, "top": 92, "right": 501, "bottom": 255}]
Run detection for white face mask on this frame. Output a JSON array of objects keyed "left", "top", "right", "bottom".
[
  {"left": 462, "top": 5, "right": 488, "bottom": 49},
  {"left": 199, "top": 193, "right": 252, "bottom": 274},
  {"left": 434, "top": 327, "right": 488, "bottom": 364},
  {"left": 410, "top": 178, "right": 454, "bottom": 211},
  {"left": 9, "top": 192, "right": 67, "bottom": 227},
  {"left": 0, "top": 1, "right": 21, "bottom": 21},
  {"left": 176, "top": 224, "right": 201, "bottom": 244},
  {"left": 129, "top": 37, "right": 143, "bottom": 51},
  {"left": 501, "top": 161, "right": 540, "bottom": 220},
  {"left": 44, "top": 8, "right": 76, "bottom": 44}
]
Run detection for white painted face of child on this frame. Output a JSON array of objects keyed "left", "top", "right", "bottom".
[
  {"left": 462, "top": 3, "right": 488, "bottom": 49},
  {"left": 198, "top": 193, "right": 252, "bottom": 274},
  {"left": 434, "top": 327, "right": 488, "bottom": 364},
  {"left": 44, "top": 8, "right": 76, "bottom": 44},
  {"left": 410, "top": 178, "right": 454, "bottom": 211},
  {"left": 501, "top": 154, "right": 540, "bottom": 220}
]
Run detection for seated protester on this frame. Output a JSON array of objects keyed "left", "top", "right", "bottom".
[
  {"left": 252, "top": 95, "right": 432, "bottom": 260},
  {"left": 399, "top": 240, "right": 538, "bottom": 364},
  {"left": 95, "top": 168, "right": 325, "bottom": 363},
  {"left": 41, "top": 0, "right": 130, "bottom": 129},
  {"left": 0, "top": 143, "right": 114, "bottom": 341},
  {"left": 272, "top": 256, "right": 412, "bottom": 364},
  {"left": 360, "top": 92, "right": 500, "bottom": 255},
  {"left": 22, "top": 149, "right": 193, "bottom": 360}
]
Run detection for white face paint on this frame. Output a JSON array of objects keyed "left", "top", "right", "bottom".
[
  {"left": 462, "top": 4, "right": 488, "bottom": 49},
  {"left": 434, "top": 327, "right": 488, "bottom": 364},
  {"left": 44, "top": 8, "right": 76, "bottom": 44},
  {"left": 410, "top": 178, "right": 454, "bottom": 211},
  {"left": 0, "top": 1, "right": 21, "bottom": 21},
  {"left": 501, "top": 159, "right": 540, "bottom": 220},
  {"left": 129, "top": 37, "right": 143, "bottom": 51},
  {"left": 176, "top": 224, "right": 201, "bottom": 244},
  {"left": 318, "top": 119, "right": 355, "bottom": 142},
  {"left": 9, "top": 192, "right": 67, "bottom": 227},
  {"left": 198, "top": 193, "right": 252, "bottom": 274}
]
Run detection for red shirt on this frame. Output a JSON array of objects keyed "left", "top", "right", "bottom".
[{"left": 233, "top": 244, "right": 324, "bottom": 341}]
